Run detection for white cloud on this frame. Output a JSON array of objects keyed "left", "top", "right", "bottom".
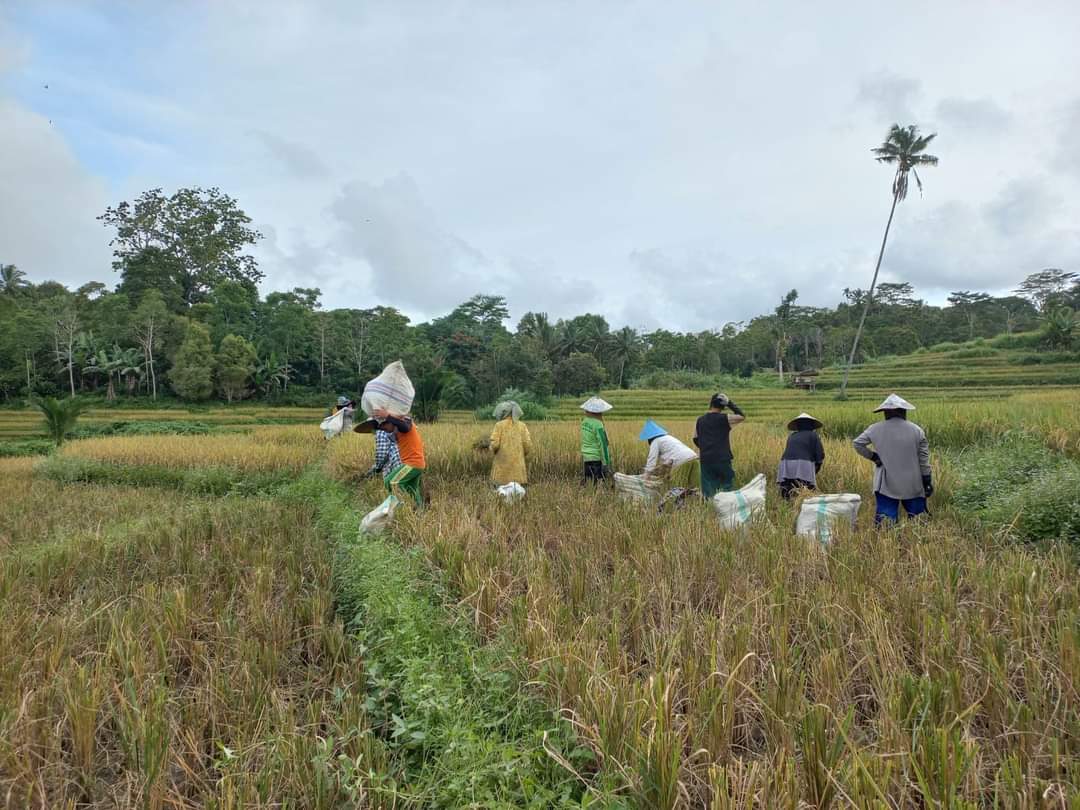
[
  {"left": 935, "top": 97, "right": 1012, "bottom": 133},
  {"left": 3, "top": 0, "right": 1080, "bottom": 329},
  {"left": 0, "top": 98, "right": 111, "bottom": 285}
]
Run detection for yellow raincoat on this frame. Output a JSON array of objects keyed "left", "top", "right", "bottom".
[{"left": 490, "top": 417, "right": 532, "bottom": 485}]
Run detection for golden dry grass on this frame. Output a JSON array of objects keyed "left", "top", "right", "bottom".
[{"left": 56, "top": 426, "right": 323, "bottom": 472}]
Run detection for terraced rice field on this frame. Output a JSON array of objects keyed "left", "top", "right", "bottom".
[{"left": 3, "top": 390, "right": 1079, "bottom": 807}]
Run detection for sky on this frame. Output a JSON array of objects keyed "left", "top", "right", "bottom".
[{"left": 2, "top": 1, "right": 1079, "bottom": 332}]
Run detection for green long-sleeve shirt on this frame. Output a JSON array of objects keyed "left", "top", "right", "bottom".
[{"left": 580, "top": 417, "right": 611, "bottom": 465}]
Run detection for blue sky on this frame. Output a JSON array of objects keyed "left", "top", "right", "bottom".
[{"left": 3, "top": 1, "right": 1079, "bottom": 330}]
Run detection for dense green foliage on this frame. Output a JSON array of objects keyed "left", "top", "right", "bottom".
[
  {"left": 2, "top": 187, "right": 1077, "bottom": 409},
  {"left": 952, "top": 434, "right": 1080, "bottom": 548}
]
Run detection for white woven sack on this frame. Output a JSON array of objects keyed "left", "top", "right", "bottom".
[
  {"left": 613, "top": 472, "right": 663, "bottom": 503},
  {"left": 320, "top": 409, "right": 345, "bottom": 439},
  {"left": 712, "top": 473, "right": 766, "bottom": 530},
  {"left": 497, "top": 482, "right": 526, "bottom": 502},
  {"left": 360, "top": 361, "right": 415, "bottom": 417},
  {"left": 796, "top": 494, "right": 861, "bottom": 545},
  {"left": 359, "top": 495, "right": 400, "bottom": 536}
]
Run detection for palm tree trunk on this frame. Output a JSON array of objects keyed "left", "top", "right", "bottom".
[{"left": 841, "top": 191, "right": 900, "bottom": 397}]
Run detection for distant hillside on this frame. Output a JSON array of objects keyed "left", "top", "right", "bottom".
[{"left": 813, "top": 333, "right": 1080, "bottom": 390}]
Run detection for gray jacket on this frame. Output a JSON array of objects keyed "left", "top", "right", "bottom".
[{"left": 853, "top": 418, "right": 931, "bottom": 500}]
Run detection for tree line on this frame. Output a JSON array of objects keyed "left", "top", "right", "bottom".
[{"left": 1, "top": 187, "right": 1077, "bottom": 411}]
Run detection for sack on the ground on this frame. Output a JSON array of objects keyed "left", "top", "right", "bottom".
[
  {"left": 795, "top": 494, "right": 861, "bottom": 545},
  {"left": 496, "top": 482, "right": 526, "bottom": 502},
  {"left": 712, "top": 473, "right": 766, "bottom": 529},
  {"left": 361, "top": 361, "right": 414, "bottom": 417},
  {"left": 320, "top": 409, "right": 345, "bottom": 439},
  {"left": 360, "top": 495, "right": 400, "bottom": 535},
  {"left": 614, "top": 472, "right": 664, "bottom": 503}
]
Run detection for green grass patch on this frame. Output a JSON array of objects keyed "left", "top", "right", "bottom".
[
  {"left": 37, "top": 456, "right": 292, "bottom": 496},
  {"left": 290, "top": 473, "right": 610, "bottom": 808},
  {"left": 952, "top": 434, "right": 1080, "bottom": 549},
  {"left": 0, "top": 438, "right": 54, "bottom": 457}
]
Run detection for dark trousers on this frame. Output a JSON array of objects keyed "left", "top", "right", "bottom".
[
  {"left": 700, "top": 460, "right": 735, "bottom": 498},
  {"left": 779, "top": 479, "right": 814, "bottom": 500},
  {"left": 582, "top": 461, "right": 609, "bottom": 484},
  {"left": 874, "top": 493, "right": 927, "bottom": 525}
]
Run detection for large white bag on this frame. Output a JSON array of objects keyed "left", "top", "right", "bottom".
[
  {"left": 712, "top": 473, "right": 766, "bottom": 530},
  {"left": 320, "top": 409, "right": 345, "bottom": 439},
  {"left": 796, "top": 494, "right": 861, "bottom": 545},
  {"left": 359, "top": 495, "right": 400, "bottom": 536},
  {"left": 613, "top": 472, "right": 663, "bottom": 504},
  {"left": 360, "top": 361, "right": 414, "bottom": 417},
  {"left": 496, "top": 482, "right": 526, "bottom": 502}
]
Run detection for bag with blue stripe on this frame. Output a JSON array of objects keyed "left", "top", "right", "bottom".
[{"left": 711, "top": 473, "right": 766, "bottom": 530}]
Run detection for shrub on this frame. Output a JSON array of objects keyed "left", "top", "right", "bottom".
[
  {"left": 952, "top": 434, "right": 1080, "bottom": 548},
  {"left": 0, "top": 438, "right": 54, "bottom": 457},
  {"left": 947, "top": 347, "right": 999, "bottom": 359}
]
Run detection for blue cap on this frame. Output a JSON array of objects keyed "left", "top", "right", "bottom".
[
  {"left": 638, "top": 419, "right": 667, "bottom": 441},
  {"left": 337, "top": 395, "right": 351, "bottom": 407}
]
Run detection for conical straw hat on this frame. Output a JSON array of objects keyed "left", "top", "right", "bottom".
[
  {"left": 580, "top": 396, "right": 612, "bottom": 414},
  {"left": 872, "top": 393, "right": 915, "bottom": 412},
  {"left": 786, "top": 412, "right": 823, "bottom": 431}
]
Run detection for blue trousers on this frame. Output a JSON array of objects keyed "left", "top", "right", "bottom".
[{"left": 875, "top": 493, "right": 927, "bottom": 525}]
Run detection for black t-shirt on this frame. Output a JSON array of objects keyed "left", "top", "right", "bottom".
[
  {"left": 695, "top": 412, "right": 733, "bottom": 462},
  {"left": 781, "top": 429, "right": 825, "bottom": 464}
]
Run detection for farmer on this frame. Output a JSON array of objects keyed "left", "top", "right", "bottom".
[
  {"left": 853, "top": 394, "right": 932, "bottom": 525},
  {"left": 777, "top": 412, "right": 825, "bottom": 499},
  {"left": 580, "top": 397, "right": 613, "bottom": 484},
  {"left": 693, "top": 393, "right": 746, "bottom": 497},
  {"left": 363, "top": 417, "right": 401, "bottom": 479},
  {"left": 332, "top": 395, "right": 356, "bottom": 431},
  {"left": 372, "top": 409, "right": 427, "bottom": 508},
  {"left": 489, "top": 400, "right": 532, "bottom": 487},
  {"left": 640, "top": 419, "right": 700, "bottom": 490}
]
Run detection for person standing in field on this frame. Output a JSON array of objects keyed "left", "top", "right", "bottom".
[
  {"left": 853, "top": 394, "right": 932, "bottom": 525},
  {"left": 639, "top": 419, "right": 700, "bottom": 490},
  {"left": 579, "top": 397, "right": 613, "bottom": 484},
  {"left": 489, "top": 400, "right": 532, "bottom": 487},
  {"left": 372, "top": 409, "right": 427, "bottom": 508},
  {"left": 332, "top": 395, "right": 356, "bottom": 431},
  {"left": 693, "top": 393, "right": 746, "bottom": 497},
  {"left": 777, "top": 412, "right": 825, "bottom": 499}
]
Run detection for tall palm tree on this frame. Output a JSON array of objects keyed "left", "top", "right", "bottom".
[
  {"left": 840, "top": 124, "right": 939, "bottom": 397},
  {"left": 607, "top": 326, "right": 641, "bottom": 388},
  {"left": 0, "top": 264, "right": 28, "bottom": 296}
]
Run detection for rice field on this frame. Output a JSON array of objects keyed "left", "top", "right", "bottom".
[
  {"left": 0, "top": 458, "right": 390, "bottom": 809},
  {"left": 3, "top": 390, "right": 1079, "bottom": 807}
]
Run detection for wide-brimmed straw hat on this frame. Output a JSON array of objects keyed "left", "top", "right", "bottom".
[
  {"left": 786, "top": 412, "right": 823, "bottom": 431},
  {"left": 580, "top": 396, "right": 613, "bottom": 414},
  {"left": 872, "top": 393, "right": 915, "bottom": 412},
  {"left": 353, "top": 418, "right": 380, "bottom": 434}
]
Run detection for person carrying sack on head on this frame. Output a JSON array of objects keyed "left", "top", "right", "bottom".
[
  {"left": 489, "top": 400, "right": 532, "bottom": 487},
  {"left": 579, "top": 397, "right": 613, "bottom": 484},
  {"left": 372, "top": 409, "right": 427, "bottom": 508},
  {"left": 693, "top": 393, "right": 745, "bottom": 497},
  {"left": 640, "top": 419, "right": 700, "bottom": 490},
  {"left": 777, "top": 412, "right": 825, "bottom": 499},
  {"left": 853, "top": 394, "right": 932, "bottom": 525}
]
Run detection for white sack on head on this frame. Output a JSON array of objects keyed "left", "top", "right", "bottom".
[
  {"left": 796, "top": 494, "right": 861, "bottom": 545},
  {"left": 712, "top": 473, "right": 767, "bottom": 530},
  {"left": 361, "top": 361, "right": 415, "bottom": 417},
  {"left": 614, "top": 472, "right": 664, "bottom": 504},
  {"left": 359, "top": 495, "right": 400, "bottom": 536},
  {"left": 497, "top": 482, "right": 527, "bottom": 502}
]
